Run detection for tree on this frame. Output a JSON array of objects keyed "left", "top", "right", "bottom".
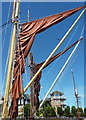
[
  {"left": 24, "top": 104, "right": 30, "bottom": 118},
  {"left": 43, "top": 100, "right": 51, "bottom": 108},
  {"left": 36, "top": 108, "right": 44, "bottom": 117},
  {"left": 36, "top": 106, "right": 56, "bottom": 117},
  {"left": 57, "top": 107, "right": 63, "bottom": 116},
  {"left": 69, "top": 113, "right": 74, "bottom": 117},
  {"left": 63, "top": 106, "right": 70, "bottom": 117},
  {"left": 71, "top": 106, "right": 76, "bottom": 117},
  {"left": 43, "top": 107, "right": 56, "bottom": 117}
]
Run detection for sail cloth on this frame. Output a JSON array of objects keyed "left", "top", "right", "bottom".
[{"left": 10, "top": 5, "right": 85, "bottom": 118}]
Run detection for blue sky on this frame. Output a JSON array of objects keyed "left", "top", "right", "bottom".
[{"left": 1, "top": 2, "right": 85, "bottom": 109}]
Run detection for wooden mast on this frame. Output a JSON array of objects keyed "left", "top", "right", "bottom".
[
  {"left": 27, "top": 9, "right": 37, "bottom": 117},
  {"left": 2, "top": 0, "right": 20, "bottom": 118},
  {"left": 28, "top": 53, "right": 36, "bottom": 117}
]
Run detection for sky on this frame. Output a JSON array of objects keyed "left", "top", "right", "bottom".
[{"left": 1, "top": 2, "right": 85, "bottom": 109}]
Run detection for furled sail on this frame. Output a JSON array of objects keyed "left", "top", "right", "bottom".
[{"left": 10, "top": 5, "right": 85, "bottom": 118}]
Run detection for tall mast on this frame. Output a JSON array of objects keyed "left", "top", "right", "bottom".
[
  {"left": 2, "top": 0, "right": 20, "bottom": 118},
  {"left": 71, "top": 69, "right": 80, "bottom": 119},
  {"left": 27, "top": 9, "right": 37, "bottom": 117}
]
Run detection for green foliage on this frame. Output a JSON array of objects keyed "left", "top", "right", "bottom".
[
  {"left": 24, "top": 104, "right": 30, "bottom": 118},
  {"left": 69, "top": 113, "right": 74, "bottom": 117},
  {"left": 71, "top": 106, "right": 76, "bottom": 117},
  {"left": 36, "top": 109, "right": 44, "bottom": 117},
  {"left": 43, "top": 107, "right": 56, "bottom": 117},
  {"left": 43, "top": 101, "right": 51, "bottom": 108},
  {"left": 57, "top": 107, "right": 63, "bottom": 116},
  {"left": 36, "top": 102, "right": 56, "bottom": 118},
  {"left": 63, "top": 106, "right": 70, "bottom": 117}
]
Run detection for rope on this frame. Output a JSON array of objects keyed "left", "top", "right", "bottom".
[
  {"left": 54, "top": 46, "right": 80, "bottom": 93},
  {"left": 24, "top": 23, "right": 80, "bottom": 101},
  {"left": 38, "top": 26, "right": 84, "bottom": 112},
  {"left": 2, "top": 1, "right": 12, "bottom": 51},
  {"left": 24, "top": 8, "right": 86, "bottom": 93},
  {"left": 1, "top": 0, "right": 12, "bottom": 96},
  {"left": 33, "top": 48, "right": 80, "bottom": 116},
  {"left": 1, "top": 24, "right": 14, "bottom": 96},
  {"left": 41, "top": 23, "right": 79, "bottom": 82},
  {"left": 39, "top": 41, "right": 81, "bottom": 109},
  {"left": 33, "top": 23, "right": 79, "bottom": 98},
  {"left": 0, "top": 20, "right": 12, "bottom": 28},
  {"left": 0, "top": 23, "right": 12, "bottom": 34}
]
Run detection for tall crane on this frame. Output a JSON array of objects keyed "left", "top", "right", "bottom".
[{"left": 71, "top": 69, "right": 80, "bottom": 119}]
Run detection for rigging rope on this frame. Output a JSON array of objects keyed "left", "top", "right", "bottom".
[
  {"left": 54, "top": 46, "right": 80, "bottom": 93},
  {"left": 27, "top": 41, "right": 81, "bottom": 106},
  {"left": 1, "top": 24, "right": 14, "bottom": 96},
  {"left": 41, "top": 23, "right": 79, "bottom": 81},
  {"left": 25, "top": 21, "right": 80, "bottom": 97},
  {"left": 2, "top": 1, "right": 12, "bottom": 52},
  {"left": 1, "top": 0, "right": 12, "bottom": 96},
  {"left": 26, "top": 23, "right": 80, "bottom": 103},
  {"left": 39, "top": 41, "right": 81, "bottom": 109},
  {"left": 38, "top": 26, "right": 84, "bottom": 111},
  {"left": 0, "top": 19, "right": 12, "bottom": 28},
  {"left": 0, "top": 23, "right": 12, "bottom": 34},
  {"left": 29, "top": 23, "right": 80, "bottom": 100}
]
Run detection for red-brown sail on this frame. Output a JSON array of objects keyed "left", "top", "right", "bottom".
[{"left": 10, "top": 5, "right": 85, "bottom": 118}]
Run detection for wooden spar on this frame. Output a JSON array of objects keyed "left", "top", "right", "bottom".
[
  {"left": 11, "top": 0, "right": 16, "bottom": 23},
  {"left": 39, "top": 40, "right": 81, "bottom": 109},
  {"left": 27, "top": 9, "right": 36, "bottom": 117},
  {"left": 23, "top": 8, "right": 86, "bottom": 94},
  {"left": 28, "top": 53, "right": 36, "bottom": 117},
  {"left": 2, "top": 0, "right": 20, "bottom": 118}
]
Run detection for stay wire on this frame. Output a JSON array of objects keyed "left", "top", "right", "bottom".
[
  {"left": 29, "top": 41, "right": 80, "bottom": 113},
  {"left": 55, "top": 46, "right": 80, "bottom": 94},
  {"left": 0, "top": 23, "right": 12, "bottom": 34},
  {"left": 0, "top": 19, "right": 12, "bottom": 28},
  {"left": 1, "top": 24, "right": 14, "bottom": 96},
  {"left": 2, "top": 1, "right": 12, "bottom": 52},
  {"left": 33, "top": 26, "right": 84, "bottom": 116},
  {"left": 1, "top": 1, "right": 12, "bottom": 95},
  {"left": 40, "top": 23, "right": 79, "bottom": 85},
  {"left": 27, "top": 23, "right": 79, "bottom": 96},
  {"left": 33, "top": 24, "right": 80, "bottom": 95}
]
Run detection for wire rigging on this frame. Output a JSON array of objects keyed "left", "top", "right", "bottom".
[
  {"left": 1, "top": 1, "right": 12, "bottom": 95},
  {"left": 34, "top": 27, "right": 84, "bottom": 115},
  {"left": 41, "top": 23, "right": 79, "bottom": 82},
  {"left": 25, "top": 23, "right": 80, "bottom": 101},
  {"left": 1, "top": 24, "right": 14, "bottom": 96},
  {"left": 2, "top": 1, "right": 12, "bottom": 52},
  {"left": 26, "top": 24, "right": 81, "bottom": 104},
  {"left": 0, "top": 19, "right": 12, "bottom": 28}
]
